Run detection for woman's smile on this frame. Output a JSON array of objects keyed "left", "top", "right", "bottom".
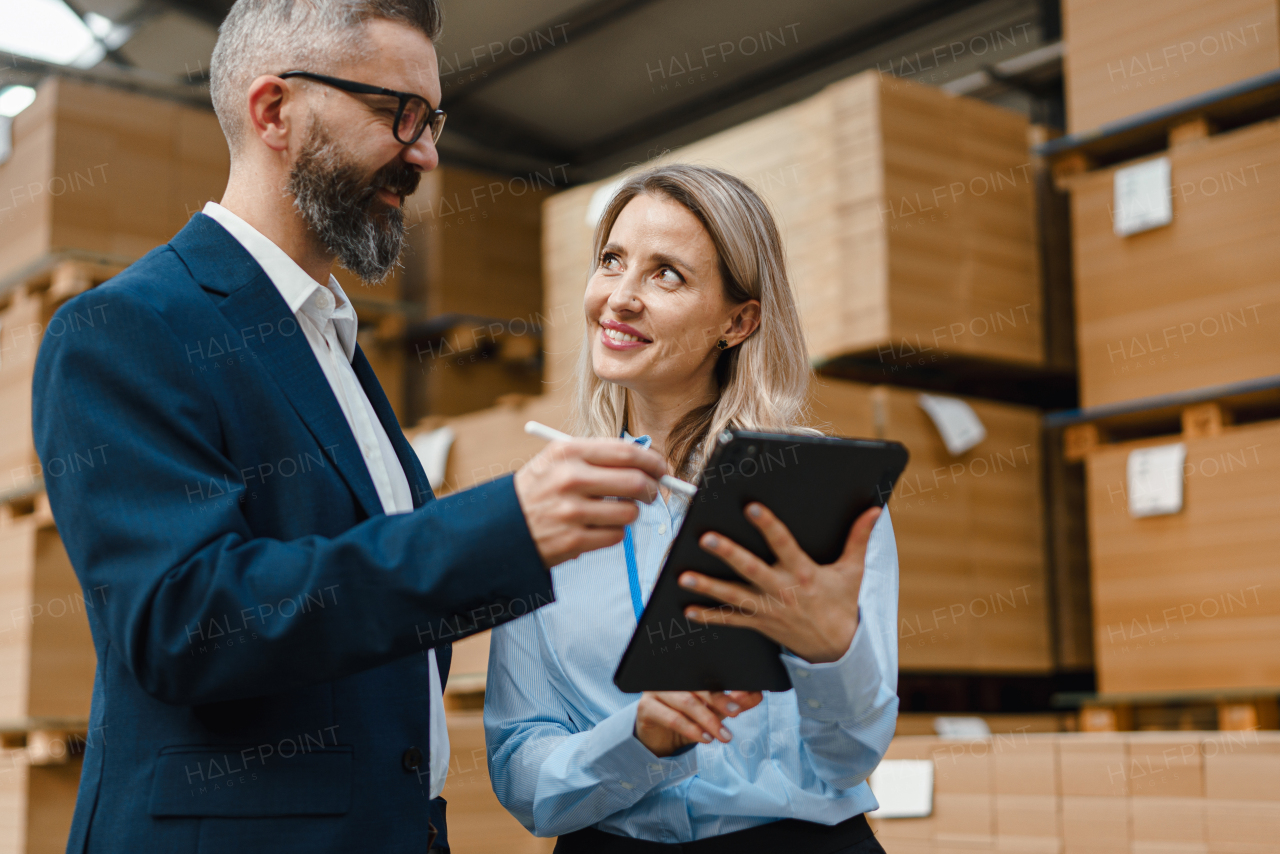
[{"left": 599, "top": 318, "right": 652, "bottom": 350}]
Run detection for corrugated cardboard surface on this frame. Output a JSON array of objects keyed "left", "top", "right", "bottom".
[
  {"left": 0, "top": 520, "right": 94, "bottom": 722},
  {"left": 541, "top": 70, "right": 1042, "bottom": 388},
  {"left": 0, "top": 751, "right": 82, "bottom": 854},
  {"left": 1070, "top": 118, "right": 1280, "bottom": 409},
  {"left": 872, "top": 732, "right": 1280, "bottom": 853},
  {"left": 814, "top": 379, "right": 1052, "bottom": 673},
  {"left": 0, "top": 77, "right": 230, "bottom": 285},
  {"left": 1085, "top": 419, "right": 1280, "bottom": 694},
  {"left": 1062, "top": 0, "right": 1280, "bottom": 134}
]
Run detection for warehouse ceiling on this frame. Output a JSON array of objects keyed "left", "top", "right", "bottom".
[{"left": 1, "top": 0, "right": 1062, "bottom": 182}]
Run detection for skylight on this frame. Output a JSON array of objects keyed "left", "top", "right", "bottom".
[{"left": 0, "top": 0, "right": 106, "bottom": 69}]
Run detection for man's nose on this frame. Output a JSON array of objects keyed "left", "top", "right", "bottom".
[{"left": 402, "top": 135, "right": 439, "bottom": 172}]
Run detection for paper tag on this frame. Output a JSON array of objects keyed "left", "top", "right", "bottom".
[
  {"left": 410, "top": 426, "right": 456, "bottom": 492},
  {"left": 918, "top": 394, "right": 987, "bottom": 456},
  {"left": 1114, "top": 157, "right": 1172, "bottom": 236},
  {"left": 1127, "top": 442, "right": 1186, "bottom": 517},
  {"left": 585, "top": 177, "right": 628, "bottom": 228},
  {"left": 933, "top": 716, "right": 992, "bottom": 738},
  {"left": 868, "top": 760, "right": 934, "bottom": 819}
]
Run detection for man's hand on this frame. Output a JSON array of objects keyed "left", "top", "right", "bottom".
[
  {"left": 513, "top": 438, "right": 668, "bottom": 568},
  {"left": 634, "top": 690, "right": 763, "bottom": 758}
]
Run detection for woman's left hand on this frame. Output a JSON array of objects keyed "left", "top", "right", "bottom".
[{"left": 680, "top": 503, "right": 881, "bottom": 664}]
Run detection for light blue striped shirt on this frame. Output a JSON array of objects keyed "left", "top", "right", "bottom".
[{"left": 485, "top": 435, "right": 900, "bottom": 842}]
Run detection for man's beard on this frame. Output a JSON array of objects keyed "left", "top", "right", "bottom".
[{"left": 286, "top": 120, "right": 420, "bottom": 284}]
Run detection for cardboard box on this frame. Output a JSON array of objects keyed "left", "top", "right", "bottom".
[
  {"left": 1068, "top": 118, "right": 1280, "bottom": 409},
  {"left": 1058, "top": 737, "right": 1129, "bottom": 797},
  {"left": 1203, "top": 799, "right": 1280, "bottom": 852},
  {"left": 994, "top": 736, "right": 1059, "bottom": 796},
  {"left": 0, "top": 77, "right": 229, "bottom": 285},
  {"left": 398, "top": 166, "right": 552, "bottom": 420},
  {"left": 1062, "top": 0, "right": 1280, "bottom": 134},
  {"left": 1084, "top": 419, "right": 1280, "bottom": 694},
  {"left": 541, "top": 70, "right": 1042, "bottom": 388},
  {"left": 0, "top": 749, "right": 83, "bottom": 854},
  {"left": 1202, "top": 732, "right": 1280, "bottom": 801},
  {"left": 934, "top": 792, "right": 994, "bottom": 846},
  {"left": 1061, "top": 795, "right": 1129, "bottom": 853},
  {"left": 409, "top": 391, "right": 571, "bottom": 496},
  {"left": 815, "top": 379, "right": 1052, "bottom": 672},
  {"left": 995, "top": 794, "right": 1060, "bottom": 838},
  {"left": 1130, "top": 797, "right": 1206, "bottom": 847},
  {"left": 1126, "top": 736, "right": 1204, "bottom": 798},
  {"left": 0, "top": 520, "right": 95, "bottom": 723},
  {"left": 0, "top": 288, "right": 45, "bottom": 492}
]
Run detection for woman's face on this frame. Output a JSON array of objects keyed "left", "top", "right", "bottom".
[{"left": 585, "top": 193, "right": 758, "bottom": 399}]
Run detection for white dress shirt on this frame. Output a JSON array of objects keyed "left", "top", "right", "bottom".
[{"left": 202, "top": 202, "right": 450, "bottom": 799}]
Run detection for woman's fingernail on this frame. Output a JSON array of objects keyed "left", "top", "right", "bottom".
[
  {"left": 727, "top": 702, "right": 741, "bottom": 713},
  {"left": 702, "top": 733, "right": 713, "bottom": 743},
  {"left": 747, "top": 504, "right": 763, "bottom": 518},
  {"left": 680, "top": 574, "right": 696, "bottom": 588},
  {"left": 703, "top": 534, "right": 719, "bottom": 548},
  {"left": 684, "top": 608, "right": 697, "bottom": 620},
  {"left": 719, "top": 727, "right": 732, "bottom": 741}
]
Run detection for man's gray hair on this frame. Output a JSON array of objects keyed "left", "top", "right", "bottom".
[{"left": 210, "top": 0, "right": 442, "bottom": 153}]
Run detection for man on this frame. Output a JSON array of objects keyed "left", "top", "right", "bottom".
[{"left": 31, "top": 1, "right": 666, "bottom": 852}]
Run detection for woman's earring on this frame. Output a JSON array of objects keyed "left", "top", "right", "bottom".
[{"left": 716, "top": 339, "right": 729, "bottom": 350}]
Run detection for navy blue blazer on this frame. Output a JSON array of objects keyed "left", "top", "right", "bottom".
[{"left": 32, "top": 214, "right": 553, "bottom": 853}]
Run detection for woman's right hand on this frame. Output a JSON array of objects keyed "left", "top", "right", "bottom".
[{"left": 634, "top": 690, "right": 763, "bottom": 757}]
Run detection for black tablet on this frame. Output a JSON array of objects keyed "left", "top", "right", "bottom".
[{"left": 613, "top": 429, "right": 908, "bottom": 693}]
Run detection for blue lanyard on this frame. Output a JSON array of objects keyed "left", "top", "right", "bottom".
[{"left": 623, "top": 525, "right": 643, "bottom": 622}]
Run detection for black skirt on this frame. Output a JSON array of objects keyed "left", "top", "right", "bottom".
[{"left": 553, "top": 812, "right": 885, "bottom": 854}]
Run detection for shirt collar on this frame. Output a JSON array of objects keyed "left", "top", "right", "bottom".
[{"left": 202, "top": 202, "right": 358, "bottom": 362}]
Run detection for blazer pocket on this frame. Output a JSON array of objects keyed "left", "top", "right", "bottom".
[{"left": 148, "top": 744, "right": 353, "bottom": 817}]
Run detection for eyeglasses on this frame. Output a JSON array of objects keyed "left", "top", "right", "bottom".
[{"left": 279, "top": 71, "right": 447, "bottom": 145}]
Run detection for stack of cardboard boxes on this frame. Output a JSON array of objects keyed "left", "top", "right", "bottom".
[
  {"left": 0, "top": 76, "right": 231, "bottom": 854},
  {"left": 871, "top": 730, "right": 1280, "bottom": 853},
  {"left": 438, "top": 69, "right": 1060, "bottom": 677},
  {"left": 1054, "top": 0, "right": 1280, "bottom": 698}
]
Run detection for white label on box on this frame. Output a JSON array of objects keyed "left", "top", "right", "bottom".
[
  {"left": 933, "top": 716, "right": 991, "bottom": 738},
  {"left": 918, "top": 393, "right": 987, "bottom": 456},
  {"left": 585, "top": 177, "right": 627, "bottom": 227},
  {"left": 868, "top": 760, "right": 934, "bottom": 819},
  {"left": 1127, "top": 442, "right": 1186, "bottom": 517},
  {"left": 410, "top": 425, "right": 455, "bottom": 491},
  {"left": 1114, "top": 156, "right": 1172, "bottom": 236}
]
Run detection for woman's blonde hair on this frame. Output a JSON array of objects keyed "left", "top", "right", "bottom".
[{"left": 570, "top": 163, "right": 813, "bottom": 479}]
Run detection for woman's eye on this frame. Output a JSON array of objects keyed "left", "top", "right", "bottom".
[
  {"left": 600, "top": 253, "right": 621, "bottom": 270},
  {"left": 657, "top": 267, "right": 683, "bottom": 284}
]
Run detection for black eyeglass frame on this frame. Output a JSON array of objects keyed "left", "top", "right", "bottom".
[{"left": 278, "top": 70, "right": 446, "bottom": 145}]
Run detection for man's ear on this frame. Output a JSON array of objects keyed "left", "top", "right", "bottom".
[
  {"left": 724, "top": 300, "right": 761, "bottom": 347},
  {"left": 245, "top": 75, "right": 294, "bottom": 153}
]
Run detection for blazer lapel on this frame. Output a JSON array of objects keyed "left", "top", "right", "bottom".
[
  {"left": 351, "top": 347, "right": 435, "bottom": 509},
  {"left": 170, "top": 214, "right": 385, "bottom": 520}
]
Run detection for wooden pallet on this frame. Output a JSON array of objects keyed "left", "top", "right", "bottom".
[
  {"left": 0, "top": 719, "right": 91, "bottom": 767},
  {"left": 1059, "top": 379, "right": 1280, "bottom": 461},
  {"left": 1041, "top": 67, "right": 1280, "bottom": 180},
  {"left": 1074, "top": 693, "right": 1279, "bottom": 733}
]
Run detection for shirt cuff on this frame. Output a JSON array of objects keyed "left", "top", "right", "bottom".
[
  {"left": 582, "top": 701, "right": 700, "bottom": 795},
  {"left": 779, "top": 611, "right": 883, "bottom": 723}
]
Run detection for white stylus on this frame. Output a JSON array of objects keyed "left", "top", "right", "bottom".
[{"left": 523, "top": 420, "right": 698, "bottom": 497}]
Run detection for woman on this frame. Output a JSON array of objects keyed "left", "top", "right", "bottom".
[{"left": 485, "top": 164, "right": 898, "bottom": 852}]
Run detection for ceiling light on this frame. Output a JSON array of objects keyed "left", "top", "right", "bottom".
[{"left": 0, "top": 85, "right": 38, "bottom": 118}]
